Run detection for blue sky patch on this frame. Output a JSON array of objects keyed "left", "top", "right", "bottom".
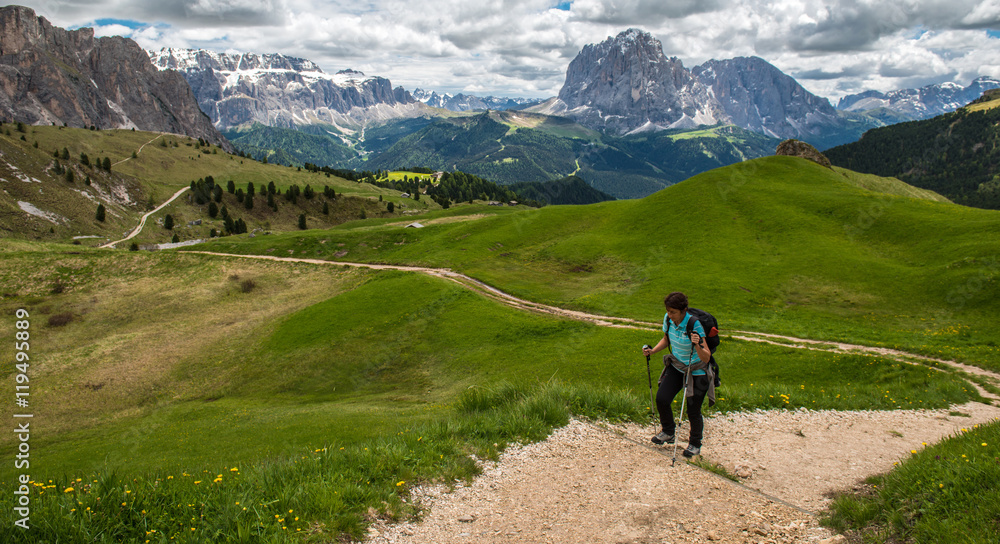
[
  {"left": 93, "top": 18, "right": 146, "bottom": 30},
  {"left": 988, "top": 29, "right": 1000, "bottom": 39},
  {"left": 554, "top": 2, "right": 572, "bottom": 11}
]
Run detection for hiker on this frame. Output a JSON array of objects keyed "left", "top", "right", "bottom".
[{"left": 641, "top": 291, "right": 716, "bottom": 458}]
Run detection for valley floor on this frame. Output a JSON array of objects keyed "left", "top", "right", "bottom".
[{"left": 361, "top": 402, "right": 1000, "bottom": 544}]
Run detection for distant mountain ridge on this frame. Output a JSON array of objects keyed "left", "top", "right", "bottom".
[
  {"left": 539, "top": 28, "right": 874, "bottom": 149},
  {"left": 837, "top": 77, "right": 1000, "bottom": 120},
  {"left": 0, "top": 5, "right": 229, "bottom": 149},
  {"left": 147, "top": 48, "right": 425, "bottom": 131},
  {"left": 361, "top": 111, "right": 782, "bottom": 199},
  {"left": 412, "top": 89, "right": 542, "bottom": 112}
]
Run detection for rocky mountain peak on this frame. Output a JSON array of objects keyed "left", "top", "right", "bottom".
[
  {"left": 548, "top": 30, "right": 858, "bottom": 146},
  {"left": 557, "top": 28, "right": 721, "bottom": 134},
  {"left": 692, "top": 56, "right": 839, "bottom": 139},
  {"left": 0, "top": 6, "right": 229, "bottom": 148}
]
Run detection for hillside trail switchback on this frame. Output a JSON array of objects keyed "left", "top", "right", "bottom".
[{"left": 179, "top": 251, "right": 1000, "bottom": 544}]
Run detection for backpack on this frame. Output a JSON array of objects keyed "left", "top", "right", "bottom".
[{"left": 685, "top": 308, "right": 721, "bottom": 387}]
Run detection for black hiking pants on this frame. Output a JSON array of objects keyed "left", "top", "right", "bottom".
[{"left": 657, "top": 365, "right": 709, "bottom": 447}]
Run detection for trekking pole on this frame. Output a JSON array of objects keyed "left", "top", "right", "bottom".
[
  {"left": 671, "top": 364, "right": 692, "bottom": 467},
  {"left": 642, "top": 345, "right": 656, "bottom": 418}
]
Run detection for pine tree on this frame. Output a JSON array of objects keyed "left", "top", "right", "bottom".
[
  {"left": 95, "top": 203, "right": 106, "bottom": 222},
  {"left": 298, "top": 214, "right": 307, "bottom": 230},
  {"left": 208, "top": 201, "right": 219, "bottom": 218},
  {"left": 102, "top": 157, "right": 111, "bottom": 171},
  {"left": 322, "top": 201, "right": 329, "bottom": 215},
  {"left": 227, "top": 180, "right": 236, "bottom": 194},
  {"left": 164, "top": 214, "right": 174, "bottom": 230},
  {"left": 171, "top": 234, "right": 180, "bottom": 243}
]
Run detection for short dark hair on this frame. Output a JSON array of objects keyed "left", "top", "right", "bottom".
[{"left": 664, "top": 292, "right": 688, "bottom": 311}]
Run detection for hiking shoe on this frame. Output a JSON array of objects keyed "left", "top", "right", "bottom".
[
  {"left": 651, "top": 432, "right": 675, "bottom": 445},
  {"left": 682, "top": 444, "right": 701, "bottom": 458}
]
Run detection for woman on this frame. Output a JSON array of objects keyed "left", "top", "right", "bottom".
[{"left": 641, "top": 291, "right": 715, "bottom": 458}]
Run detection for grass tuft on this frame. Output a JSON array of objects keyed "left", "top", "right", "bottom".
[
  {"left": 821, "top": 420, "right": 1000, "bottom": 543},
  {"left": 47, "top": 311, "right": 74, "bottom": 327}
]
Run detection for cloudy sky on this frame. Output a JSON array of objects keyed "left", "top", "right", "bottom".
[{"left": 14, "top": 0, "right": 1000, "bottom": 102}]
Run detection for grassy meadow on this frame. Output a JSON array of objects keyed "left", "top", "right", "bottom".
[{"left": 1, "top": 149, "right": 999, "bottom": 542}]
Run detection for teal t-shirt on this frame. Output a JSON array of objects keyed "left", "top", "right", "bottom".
[{"left": 663, "top": 312, "right": 707, "bottom": 375}]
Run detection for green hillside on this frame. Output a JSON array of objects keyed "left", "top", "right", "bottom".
[
  {"left": 201, "top": 156, "right": 1000, "bottom": 369},
  {"left": 825, "top": 98, "right": 1000, "bottom": 209},
  {"left": 1, "top": 152, "right": 998, "bottom": 542},
  {"left": 223, "top": 123, "right": 359, "bottom": 165},
  {"left": 0, "top": 124, "right": 446, "bottom": 246}
]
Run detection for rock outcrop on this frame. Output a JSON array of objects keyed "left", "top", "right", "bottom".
[
  {"left": 775, "top": 139, "right": 832, "bottom": 168},
  {"left": 0, "top": 5, "right": 229, "bottom": 149}
]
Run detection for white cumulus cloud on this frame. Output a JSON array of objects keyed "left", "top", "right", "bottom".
[{"left": 14, "top": 0, "right": 999, "bottom": 100}]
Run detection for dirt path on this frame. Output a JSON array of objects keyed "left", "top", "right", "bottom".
[
  {"left": 178, "top": 251, "right": 1000, "bottom": 543},
  {"left": 101, "top": 186, "right": 189, "bottom": 248},
  {"left": 180, "top": 251, "right": 1000, "bottom": 397},
  {"left": 100, "top": 133, "right": 181, "bottom": 248},
  {"left": 111, "top": 133, "right": 164, "bottom": 167}
]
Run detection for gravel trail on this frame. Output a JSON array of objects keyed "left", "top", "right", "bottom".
[{"left": 362, "top": 403, "right": 1000, "bottom": 544}]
